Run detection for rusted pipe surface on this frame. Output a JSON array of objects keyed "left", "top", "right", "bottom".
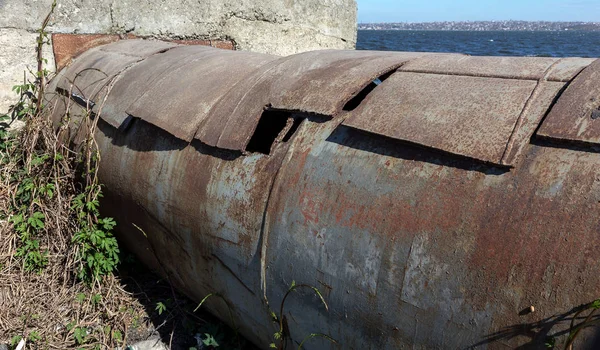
[{"left": 47, "top": 40, "right": 600, "bottom": 349}]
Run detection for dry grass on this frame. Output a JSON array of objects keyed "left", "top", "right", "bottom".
[
  {"left": 0, "top": 76, "right": 154, "bottom": 349},
  {"left": 0, "top": 4, "right": 253, "bottom": 350},
  {"left": 0, "top": 5, "right": 156, "bottom": 344},
  {"left": 0, "top": 254, "right": 150, "bottom": 348}
]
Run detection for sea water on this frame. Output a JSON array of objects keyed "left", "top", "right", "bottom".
[{"left": 357, "top": 30, "right": 600, "bottom": 57}]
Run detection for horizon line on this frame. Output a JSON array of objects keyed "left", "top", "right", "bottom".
[{"left": 358, "top": 20, "right": 600, "bottom": 24}]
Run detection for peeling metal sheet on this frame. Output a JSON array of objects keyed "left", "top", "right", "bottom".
[
  {"left": 56, "top": 40, "right": 179, "bottom": 106},
  {"left": 124, "top": 48, "right": 277, "bottom": 142},
  {"left": 56, "top": 49, "right": 141, "bottom": 102},
  {"left": 545, "top": 57, "right": 596, "bottom": 82},
  {"left": 500, "top": 81, "right": 565, "bottom": 165},
  {"left": 196, "top": 50, "right": 431, "bottom": 150},
  {"left": 399, "top": 54, "right": 560, "bottom": 80},
  {"left": 97, "top": 45, "right": 250, "bottom": 129},
  {"left": 342, "top": 72, "right": 538, "bottom": 165},
  {"left": 537, "top": 59, "right": 600, "bottom": 144},
  {"left": 96, "top": 39, "right": 179, "bottom": 57}
]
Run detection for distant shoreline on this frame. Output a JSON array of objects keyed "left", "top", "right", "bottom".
[{"left": 358, "top": 21, "right": 600, "bottom": 31}]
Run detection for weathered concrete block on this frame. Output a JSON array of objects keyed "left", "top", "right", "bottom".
[
  {"left": 0, "top": 0, "right": 113, "bottom": 33},
  {"left": 0, "top": 28, "right": 55, "bottom": 115},
  {"left": 108, "top": 0, "right": 357, "bottom": 53},
  {"left": 109, "top": 0, "right": 219, "bottom": 36},
  {"left": 0, "top": 0, "right": 357, "bottom": 55},
  {"left": 223, "top": 18, "right": 354, "bottom": 56}
]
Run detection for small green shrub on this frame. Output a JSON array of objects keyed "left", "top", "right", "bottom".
[
  {"left": 72, "top": 196, "right": 120, "bottom": 282},
  {"left": 73, "top": 326, "right": 88, "bottom": 345},
  {"left": 156, "top": 301, "right": 167, "bottom": 316},
  {"left": 9, "top": 335, "right": 22, "bottom": 349}
]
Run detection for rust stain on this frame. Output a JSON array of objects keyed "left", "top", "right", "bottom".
[{"left": 52, "top": 33, "right": 120, "bottom": 70}]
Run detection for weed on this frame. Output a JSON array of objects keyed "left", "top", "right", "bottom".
[
  {"left": 73, "top": 326, "right": 88, "bottom": 345},
  {"left": 91, "top": 293, "right": 102, "bottom": 306},
  {"left": 195, "top": 282, "right": 335, "bottom": 350},
  {"left": 112, "top": 329, "right": 123, "bottom": 343},
  {"left": 0, "top": 3, "right": 58, "bottom": 277},
  {"left": 76, "top": 292, "right": 86, "bottom": 303},
  {"left": 195, "top": 293, "right": 242, "bottom": 349},
  {"left": 9, "top": 335, "right": 22, "bottom": 349},
  {"left": 545, "top": 336, "right": 556, "bottom": 348},
  {"left": 270, "top": 281, "right": 336, "bottom": 350},
  {"left": 156, "top": 301, "right": 167, "bottom": 316},
  {"left": 297, "top": 333, "right": 337, "bottom": 350},
  {"left": 1, "top": 0, "right": 120, "bottom": 284},
  {"left": 0, "top": 2, "right": 145, "bottom": 348},
  {"left": 131, "top": 315, "right": 140, "bottom": 329},
  {"left": 563, "top": 298, "right": 600, "bottom": 349},
  {"left": 72, "top": 195, "right": 120, "bottom": 282},
  {"left": 194, "top": 320, "right": 242, "bottom": 350},
  {"left": 28, "top": 330, "right": 41, "bottom": 343},
  {"left": 201, "top": 333, "right": 220, "bottom": 347}
]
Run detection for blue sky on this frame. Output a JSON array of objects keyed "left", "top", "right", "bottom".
[{"left": 357, "top": 0, "right": 600, "bottom": 23}]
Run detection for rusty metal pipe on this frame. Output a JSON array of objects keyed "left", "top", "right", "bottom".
[{"left": 47, "top": 40, "right": 600, "bottom": 349}]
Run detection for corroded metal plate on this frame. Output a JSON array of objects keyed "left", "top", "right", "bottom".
[
  {"left": 343, "top": 72, "right": 537, "bottom": 165},
  {"left": 196, "top": 50, "right": 431, "bottom": 150},
  {"left": 537, "top": 59, "right": 600, "bottom": 144}
]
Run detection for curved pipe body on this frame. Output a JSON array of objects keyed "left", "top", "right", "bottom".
[{"left": 47, "top": 40, "right": 600, "bottom": 349}]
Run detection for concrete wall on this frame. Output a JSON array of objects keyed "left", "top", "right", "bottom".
[
  {"left": 0, "top": 28, "right": 55, "bottom": 115},
  {"left": 0, "top": 0, "right": 357, "bottom": 113}
]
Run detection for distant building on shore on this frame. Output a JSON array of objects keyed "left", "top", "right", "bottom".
[{"left": 359, "top": 20, "right": 600, "bottom": 31}]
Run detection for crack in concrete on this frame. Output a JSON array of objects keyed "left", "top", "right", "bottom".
[
  {"left": 0, "top": 26, "right": 39, "bottom": 33},
  {"left": 109, "top": 0, "right": 116, "bottom": 32},
  {"left": 224, "top": 10, "right": 288, "bottom": 25}
]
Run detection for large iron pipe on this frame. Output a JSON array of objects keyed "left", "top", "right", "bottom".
[{"left": 47, "top": 40, "right": 600, "bottom": 349}]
